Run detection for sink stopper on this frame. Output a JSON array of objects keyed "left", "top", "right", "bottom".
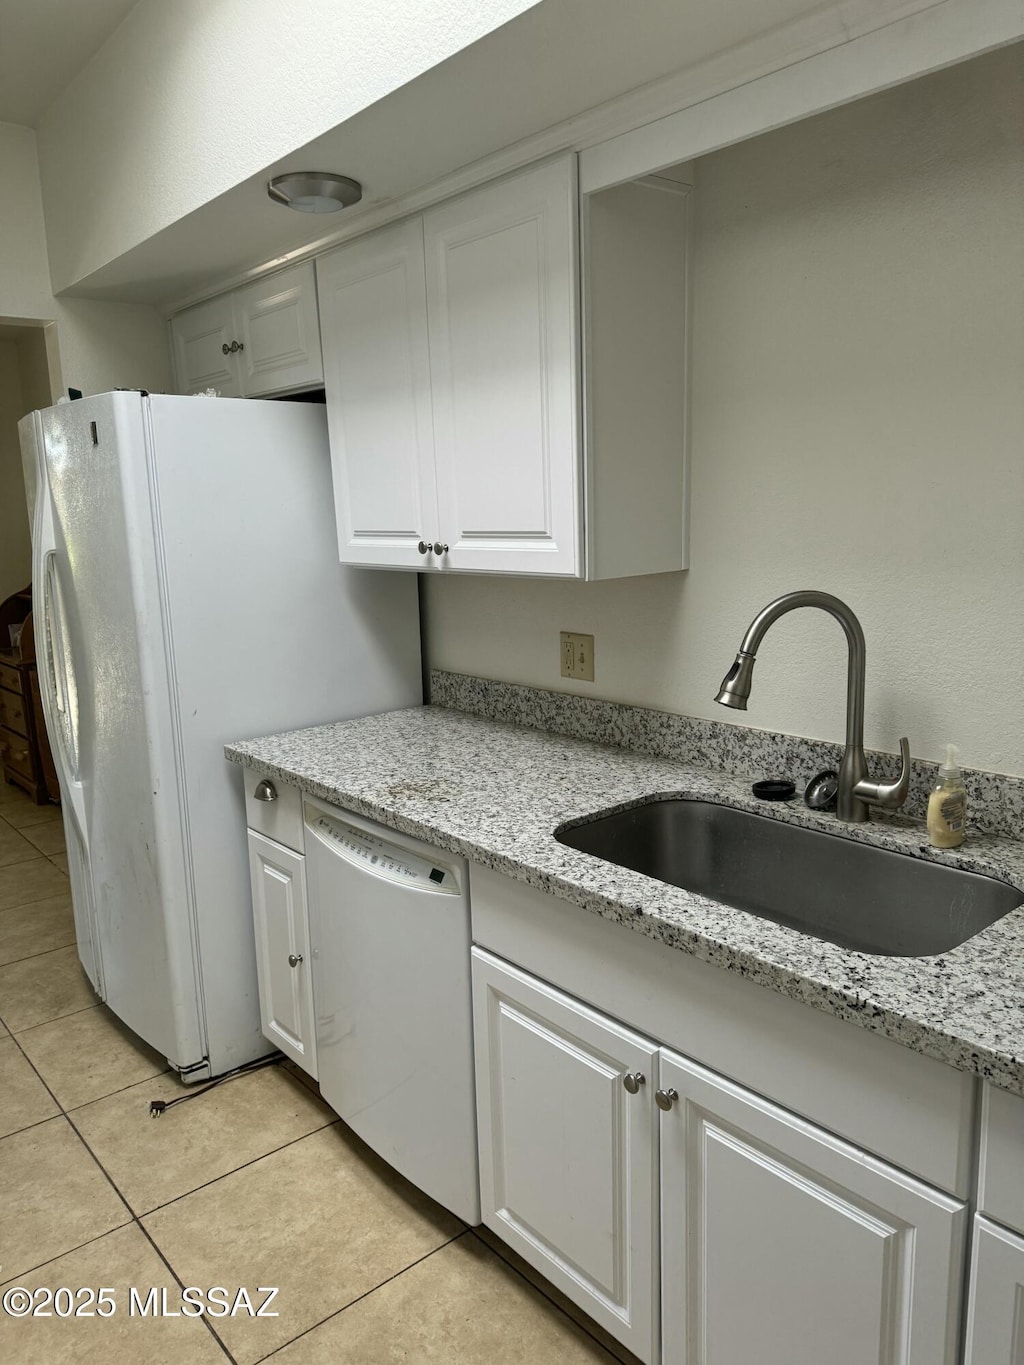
[
  {"left": 804, "top": 770, "right": 839, "bottom": 811},
  {"left": 751, "top": 779, "right": 796, "bottom": 801}
]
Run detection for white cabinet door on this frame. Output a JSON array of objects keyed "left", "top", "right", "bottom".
[
  {"left": 247, "top": 830, "right": 316, "bottom": 1077},
  {"left": 317, "top": 221, "right": 440, "bottom": 569},
  {"left": 472, "top": 948, "right": 658, "bottom": 1363},
  {"left": 658, "top": 1048, "right": 966, "bottom": 1365},
  {"left": 424, "top": 156, "right": 581, "bottom": 575},
  {"left": 170, "top": 294, "right": 241, "bottom": 397},
  {"left": 965, "top": 1217, "right": 1024, "bottom": 1364},
  {"left": 234, "top": 261, "right": 323, "bottom": 397}
]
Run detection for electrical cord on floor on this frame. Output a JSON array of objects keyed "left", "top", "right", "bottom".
[{"left": 148, "top": 1052, "right": 284, "bottom": 1117}]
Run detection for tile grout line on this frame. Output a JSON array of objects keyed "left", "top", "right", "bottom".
[
  {"left": 5, "top": 1014, "right": 267, "bottom": 1362},
  {"left": 251, "top": 1228, "right": 472, "bottom": 1363},
  {"left": 1, "top": 999, "right": 101, "bottom": 1037},
  {"left": 0, "top": 938, "right": 79, "bottom": 970},
  {"left": 132, "top": 1217, "right": 238, "bottom": 1362},
  {"left": 61, "top": 1067, "right": 173, "bottom": 1113},
  {"left": 11, "top": 1027, "right": 234, "bottom": 1361},
  {"left": 0, "top": 1215, "right": 138, "bottom": 1290},
  {"left": 2, "top": 1034, "right": 139, "bottom": 1284},
  {"left": 0, "top": 887, "right": 72, "bottom": 917},
  {"left": 137, "top": 1114, "right": 342, "bottom": 1219}
]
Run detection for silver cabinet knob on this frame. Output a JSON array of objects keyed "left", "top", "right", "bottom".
[
  {"left": 222, "top": 342, "right": 231, "bottom": 355},
  {"left": 253, "top": 779, "right": 277, "bottom": 802},
  {"left": 417, "top": 541, "right": 431, "bottom": 555},
  {"left": 432, "top": 542, "right": 449, "bottom": 556},
  {"left": 655, "top": 1087, "right": 679, "bottom": 1111},
  {"left": 622, "top": 1071, "right": 646, "bottom": 1094},
  {"left": 230, "top": 339, "right": 244, "bottom": 353},
  {"left": 288, "top": 953, "right": 303, "bottom": 968}
]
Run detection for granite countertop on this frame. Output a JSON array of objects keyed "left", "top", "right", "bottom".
[{"left": 226, "top": 705, "right": 1024, "bottom": 1097}]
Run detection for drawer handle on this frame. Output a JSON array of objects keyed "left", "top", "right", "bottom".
[
  {"left": 432, "top": 542, "right": 449, "bottom": 556},
  {"left": 622, "top": 1071, "right": 646, "bottom": 1094},
  {"left": 287, "top": 953, "right": 303, "bottom": 968},
  {"left": 417, "top": 541, "right": 431, "bottom": 555},
  {"left": 253, "top": 779, "right": 277, "bottom": 802},
  {"left": 655, "top": 1087, "right": 679, "bottom": 1111}
]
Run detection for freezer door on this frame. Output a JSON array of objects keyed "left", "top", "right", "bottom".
[
  {"left": 21, "top": 410, "right": 101, "bottom": 994},
  {"left": 34, "top": 394, "right": 205, "bottom": 1071}
]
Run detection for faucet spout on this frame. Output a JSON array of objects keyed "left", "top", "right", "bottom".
[{"left": 714, "top": 590, "right": 909, "bottom": 824}]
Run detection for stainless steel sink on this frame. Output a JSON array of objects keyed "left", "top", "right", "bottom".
[{"left": 555, "top": 799, "right": 1023, "bottom": 957}]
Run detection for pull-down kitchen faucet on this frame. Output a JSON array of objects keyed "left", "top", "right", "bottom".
[{"left": 715, "top": 590, "right": 910, "bottom": 824}]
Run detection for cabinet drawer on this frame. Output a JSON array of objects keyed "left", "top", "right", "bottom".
[
  {"left": 0, "top": 662, "right": 21, "bottom": 693},
  {"left": 978, "top": 1083, "right": 1024, "bottom": 1237},
  {"left": 0, "top": 689, "right": 28, "bottom": 736},
  {"left": 1, "top": 727, "right": 34, "bottom": 781},
  {"left": 243, "top": 770, "right": 304, "bottom": 851}
]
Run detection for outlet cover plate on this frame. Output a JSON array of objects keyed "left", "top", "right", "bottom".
[{"left": 560, "top": 631, "right": 595, "bottom": 682}]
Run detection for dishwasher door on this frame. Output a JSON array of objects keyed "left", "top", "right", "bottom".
[{"left": 303, "top": 794, "right": 480, "bottom": 1224}]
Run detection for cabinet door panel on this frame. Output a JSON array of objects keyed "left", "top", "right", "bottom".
[
  {"left": 317, "top": 222, "right": 439, "bottom": 568},
  {"left": 659, "top": 1048, "right": 965, "bottom": 1365},
  {"left": 425, "top": 156, "right": 581, "bottom": 575},
  {"left": 234, "top": 262, "right": 323, "bottom": 396},
  {"left": 247, "top": 831, "right": 316, "bottom": 1076},
  {"left": 170, "top": 295, "right": 240, "bottom": 397},
  {"left": 472, "top": 948, "right": 657, "bottom": 1363},
  {"left": 965, "top": 1217, "right": 1024, "bottom": 1364}
]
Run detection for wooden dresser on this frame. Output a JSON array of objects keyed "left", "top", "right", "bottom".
[{"left": 0, "top": 587, "right": 59, "bottom": 805}]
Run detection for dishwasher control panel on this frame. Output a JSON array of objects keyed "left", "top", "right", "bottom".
[{"left": 306, "top": 811, "right": 460, "bottom": 893}]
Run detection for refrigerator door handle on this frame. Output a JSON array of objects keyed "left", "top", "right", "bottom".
[{"left": 40, "top": 552, "right": 85, "bottom": 814}]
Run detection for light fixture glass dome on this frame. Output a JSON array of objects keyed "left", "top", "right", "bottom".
[{"left": 267, "top": 173, "right": 362, "bottom": 214}]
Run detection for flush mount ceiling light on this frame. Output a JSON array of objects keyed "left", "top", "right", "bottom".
[{"left": 266, "top": 172, "right": 362, "bottom": 214}]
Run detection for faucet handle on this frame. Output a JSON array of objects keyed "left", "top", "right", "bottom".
[{"left": 853, "top": 736, "right": 911, "bottom": 811}]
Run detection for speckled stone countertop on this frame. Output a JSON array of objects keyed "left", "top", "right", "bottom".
[{"left": 226, "top": 706, "right": 1024, "bottom": 1097}]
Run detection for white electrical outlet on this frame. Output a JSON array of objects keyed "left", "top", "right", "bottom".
[{"left": 560, "top": 631, "right": 595, "bottom": 681}]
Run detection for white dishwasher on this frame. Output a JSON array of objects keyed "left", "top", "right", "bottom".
[{"left": 302, "top": 793, "right": 480, "bottom": 1224}]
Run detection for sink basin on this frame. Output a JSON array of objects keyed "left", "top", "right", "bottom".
[{"left": 555, "top": 798, "right": 1023, "bottom": 957}]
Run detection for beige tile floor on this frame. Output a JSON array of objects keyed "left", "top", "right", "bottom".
[{"left": 0, "top": 779, "right": 637, "bottom": 1364}]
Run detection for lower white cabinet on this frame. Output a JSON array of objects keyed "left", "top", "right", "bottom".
[
  {"left": 472, "top": 947, "right": 659, "bottom": 1362},
  {"left": 473, "top": 948, "right": 967, "bottom": 1365},
  {"left": 658, "top": 1048, "right": 966, "bottom": 1365},
  {"left": 964, "top": 1217, "right": 1024, "bottom": 1364},
  {"left": 247, "top": 829, "right": 317, "bottom": 1077}
]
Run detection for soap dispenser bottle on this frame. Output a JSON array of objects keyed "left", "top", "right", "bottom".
[{"left": 927, "top": 745, "right": 967, "bottom": 848}]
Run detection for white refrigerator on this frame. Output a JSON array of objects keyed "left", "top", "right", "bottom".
[{"left": 18, "top": 392, "right": 422, "bottom": 1081}]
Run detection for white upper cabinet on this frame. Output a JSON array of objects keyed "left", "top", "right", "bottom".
[
  {"left": 423, "top": 157, "right": 580, "bottom": 575},
  {"left": 316, "top": 219, "right": 439, "bottom": 569},
  {"left": 171, "top": 261, "right": 323, "bottom": 398},
  {"left": 317, "top": 153, "right": 690, "bottom": 578},
  {"left": 170, "top": 293, "right": 241, "bottom": 398}
]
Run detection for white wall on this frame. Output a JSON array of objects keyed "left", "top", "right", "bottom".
[
  {"left": 36, "top": 0, "right": 541, "bottom": 292},
  {"left": 0, "top": 121, "right": 172, "bottom": 396},
  {"left": 423, "top": 45, "right": 1024, "bottom": 777},
  {"left": 0, "top": 123, "right": 54, "bottom": 319},
  {"left": 0, "top": 341, "right": 32, "bottom": 603}
]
